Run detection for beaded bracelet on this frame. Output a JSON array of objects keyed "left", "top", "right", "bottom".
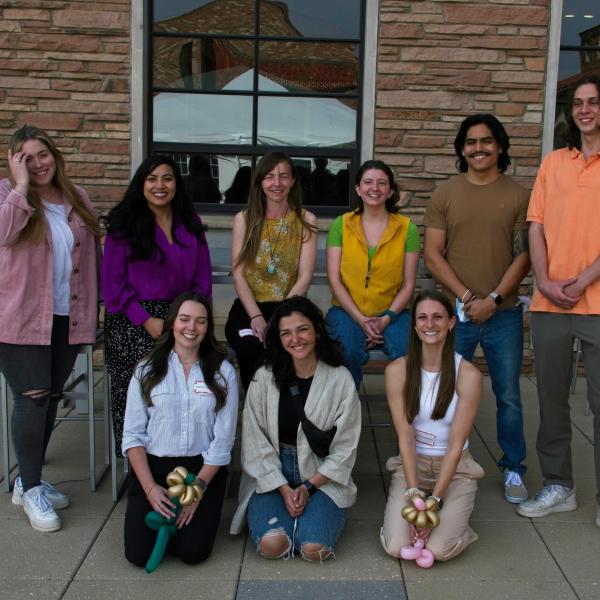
[{"left": 404, "top": 487, "right": 426, "bottom": 499}]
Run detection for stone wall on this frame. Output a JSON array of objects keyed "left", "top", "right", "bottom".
[
  {"left": 0, "top": 1, "right": 131, "bottom": 212},
  {"left": 376, "top": 0, "right": 549, "bottom": 208}
]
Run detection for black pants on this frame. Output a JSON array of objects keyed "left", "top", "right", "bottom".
[
  {"left": 124, "top": 454, "right": 228, "bottom": 567},
  {"left": 0, "top": 316, "right": 80, "bottom": 491},
  {"left": 224, "top": 298, "right": 281, "bottom": 391}
]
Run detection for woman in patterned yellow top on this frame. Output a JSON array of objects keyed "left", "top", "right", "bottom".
[{"left": 225, "top": 152, "right": 317, "bottom": 390}]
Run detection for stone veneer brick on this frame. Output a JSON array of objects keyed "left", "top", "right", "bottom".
[
  {"left": 0, "top": 1, "right": 131, "bottom": 211},
  {"left": 375, "top": 0, "right": 549, "bottom": 211}
]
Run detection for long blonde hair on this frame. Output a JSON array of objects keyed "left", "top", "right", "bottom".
[
  {"left": 235, "top": 151, "right": 316, "bottom": 268},
  {"left": 8, "top": 125, "right": 100, "bottom": 243}
]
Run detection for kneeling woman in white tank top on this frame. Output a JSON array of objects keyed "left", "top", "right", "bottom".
[{"left": 380, "top": 290, "right": 484, "bottom": 563}]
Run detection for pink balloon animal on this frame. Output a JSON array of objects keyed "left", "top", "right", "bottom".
[{"left": 400, "top": 496, "right": 436, "bottom": 568}]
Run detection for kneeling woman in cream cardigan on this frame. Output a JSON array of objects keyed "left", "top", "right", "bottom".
[{"left": 230, "top": 296, "right": 361, "bottom": 561}]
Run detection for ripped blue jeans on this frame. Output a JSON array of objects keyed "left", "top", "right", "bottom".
[{"left": 247, "top": 447, "right": 346, "bottom": 559}]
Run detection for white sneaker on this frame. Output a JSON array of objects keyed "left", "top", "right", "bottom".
[
  {"left": 503, "top": 470, "right": 528, "bottom": 504},
  {"left": 22, "top": 485, "right": 61, "bottom": 532},
  {"left": 12, "top": 476, "right": 69, "bottom": 510},
  {"left": 517, "top": 484, "right": 577, "bottom": 518}
]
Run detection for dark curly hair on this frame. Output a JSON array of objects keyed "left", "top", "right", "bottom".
[
  {"left": 565, "top": 75, "right": 600, "bottom": 150},
  {"left": 453, "top": 114, "right": 511, "bottom": 173},
  {"left": 105, "top": 154, "right": 206, "bottom": 260},
  {"left": 263, "top": 296, "right": 344, "bottom": 389},
  {"left": 353, "top": 160, "right": 399, "bottom": 213}
]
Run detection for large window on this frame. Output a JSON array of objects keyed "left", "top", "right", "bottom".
[
  {"left": 148, "top": 0, "right": 365, "bottom": 213},
  {"left": 554, "top": 1, "right": 600, "bottom": 148}
]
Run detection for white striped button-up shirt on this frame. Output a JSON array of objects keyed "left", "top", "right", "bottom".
[{"left": 122, "top": 352, "right": 239, "bottom": 464}]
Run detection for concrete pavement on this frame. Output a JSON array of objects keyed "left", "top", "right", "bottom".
[{"left": 0, "top": 374, "right": 598, "bottom": 600}]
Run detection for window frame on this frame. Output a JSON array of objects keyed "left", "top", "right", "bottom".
[{"left": 144, "top": 0, "right": 367, "bottom": 216}]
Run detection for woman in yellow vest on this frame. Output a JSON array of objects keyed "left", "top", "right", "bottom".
[{"left": 326, "top": 160, "right": 420, "bottom": 388}]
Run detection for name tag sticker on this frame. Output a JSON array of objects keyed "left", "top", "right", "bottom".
[
  {"left": 238, "top": 328, "right": 256, "bottom": 338},
  {"left": 415, "top": 428, "right": 436, "bottom": 447},
  {"left": 194, "top": 380, "right": 211, "bottom": 394}
]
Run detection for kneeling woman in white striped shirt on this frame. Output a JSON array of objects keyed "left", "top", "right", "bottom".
[{"left": 122, "top": 291, "right": 239, "bottom": 566}]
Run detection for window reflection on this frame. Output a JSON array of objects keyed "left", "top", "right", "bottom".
[
  {"left": 257, "top": 96, "right": 357, "bottom": 147},
  {"left": 258, "top": 41, "right": 358, "bottom": 94},
  {"left": 555, "top": 3, "right": 600, "bottom": 148},
  {"left": 258, "top": 0, "right": 361, "bottom": 38},
  {"left": 153, "top": 0, "right": 255, "bottom": 35},
  {"left": 153, "top": 93, "right": 253, "bottom": 144},
  {"left": 164, "top": 153, "right": 352, "bottom": 206},
  {"left": 153, "top": 38, "right": 254, "bottom": 91}
]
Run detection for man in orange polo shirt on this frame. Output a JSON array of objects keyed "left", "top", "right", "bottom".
[{"left": 518, "top": 76, "right": 600, "bottom": 526}]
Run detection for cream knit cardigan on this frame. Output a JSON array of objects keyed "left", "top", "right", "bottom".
[{"left": 230, "top": 361, "right": 361, "bottom": 535}]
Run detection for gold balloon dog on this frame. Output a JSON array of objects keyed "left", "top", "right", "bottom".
[
  {"left": 401, "top": 495, "right": 440, "bottom": 529},
  {"left": 166, "top": 466, "right": 203, "bottom": 506}
]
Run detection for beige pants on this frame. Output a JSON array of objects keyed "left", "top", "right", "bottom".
[{"left": 380, "top": 450, "right": 484, "bottom": 562}]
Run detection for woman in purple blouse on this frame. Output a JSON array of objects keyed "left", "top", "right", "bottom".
[{"left": 102, "top": 155, "right": 211, "bottom": 454}]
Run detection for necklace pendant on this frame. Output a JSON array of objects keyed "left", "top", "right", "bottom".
[{"left": 267, "top": 260, "right": 277, "bottom": 274}]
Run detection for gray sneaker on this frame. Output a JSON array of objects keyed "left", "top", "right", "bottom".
[
  {"left": 12, "top": 476, "right": 69, "bottom": 510},
  {"left": 503, "top": 470, "right": 528, "bottom": 503},
  {"left": 517, "top": 484, "right": 577, "bottom": 518},
  {"left": 22, "top": 485, "right": 61, "bottom": 532}
]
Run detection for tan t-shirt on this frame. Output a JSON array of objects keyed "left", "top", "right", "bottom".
[{"left": 424, "top": 174, "right": 530, "bottom": 308}]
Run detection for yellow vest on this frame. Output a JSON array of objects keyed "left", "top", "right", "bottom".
[{"left": 334, "top": 211, "right": 409, "bottom": 316}]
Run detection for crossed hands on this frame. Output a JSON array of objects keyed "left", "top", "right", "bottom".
[
  {"left": 279, "top": 484, "right": 310, "bottom": 518},
  {"left": 359, "top": 314, "right": 391, "bottom": 348},
  {"left": 539, "top": 278, "right": 583, "bottom": 309}
]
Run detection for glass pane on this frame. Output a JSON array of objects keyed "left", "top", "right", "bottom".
[
  {"left": 165, "top": 153, "right": 254, "bottom": 204},
  {"left": 153, "top": 37, "right": 254, "bottom": 90},
  {"left": 257, "top": 96, "right": 357, "bottom": 147},
  {"left": 293, "top": 156, "right": 352, "bottom": 206},
  {"left": 561, "top": 1, "right": 600, "bottom": 47},
  {"left": 258, "top": 41, "right": 358, "bottom": 94},
  {"left": 153, "top": 93, "right": 253, "bottom": 144},
  {"left": 153, "top": 0, "right": 255, "bottom": 35},
  {"left": 259, "top": 0, "right": 361, "bottom": 39}
]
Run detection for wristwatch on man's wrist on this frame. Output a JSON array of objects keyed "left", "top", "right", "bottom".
[{"left": 488, "top": 291, "right": 503, "bottom": 306}]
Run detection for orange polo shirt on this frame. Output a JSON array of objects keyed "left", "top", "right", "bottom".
[{"left": 527, "top": 147, "right": 600, "bottom": 314}]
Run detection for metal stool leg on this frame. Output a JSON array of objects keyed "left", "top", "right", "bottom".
[{"left": 1, "top": 373, "right": 11, "bottom": 492}]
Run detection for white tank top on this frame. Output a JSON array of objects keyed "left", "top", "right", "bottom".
[{"left": 413, "top": 353, "right": 468, "bottom": 456}]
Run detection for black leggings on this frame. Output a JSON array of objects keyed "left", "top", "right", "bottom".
[
  {"left": 0, "top": 316, "right": 80, "bottom": 491},
  {"left": 224, "top": 298, "right": 281, "bottom": 391},
  {"left": 124, "top": 454, "right": 228, "bottom": 567}
]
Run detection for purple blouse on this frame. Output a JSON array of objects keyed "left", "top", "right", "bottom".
[{"left": 102, "top": 221, "right": 212, "bottom": 326}]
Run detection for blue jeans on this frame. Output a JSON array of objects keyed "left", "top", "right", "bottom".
[
  {"left": 247, "top": 447, "right": 346, "bottom": 557},
  {"left": 455, "top": 307, "right": 527, "bottom": 475},
  {"left": 325, "top": 306, "right": 410, "bottom": 388}
]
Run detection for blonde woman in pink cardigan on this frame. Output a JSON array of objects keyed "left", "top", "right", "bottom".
[{"left": 0, "top": 125, "right": 100, "bottom": 533}]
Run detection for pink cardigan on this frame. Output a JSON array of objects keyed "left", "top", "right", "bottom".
[{"left": 0, "top": 179, "right": 100, "bottom": 345}]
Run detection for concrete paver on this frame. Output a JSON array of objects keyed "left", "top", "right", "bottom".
[{"left": 0, "top": 375, "right": 598, "bottom": 599}]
